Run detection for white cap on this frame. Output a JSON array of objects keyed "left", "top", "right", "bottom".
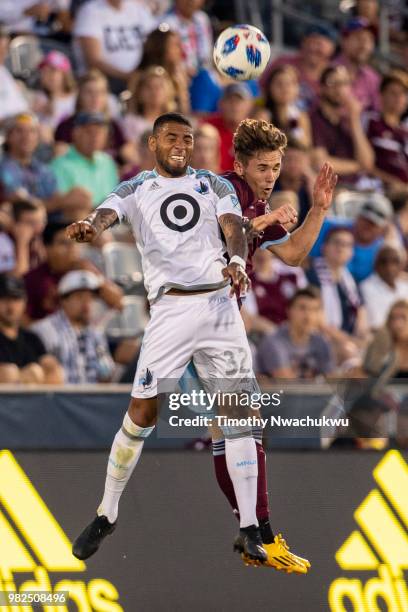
[{"left": 58, "top": 270, "right": 102, "bottom": 297}]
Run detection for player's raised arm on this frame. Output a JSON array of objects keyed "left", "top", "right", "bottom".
[
  {"left": 218, "top": 212, "right": 249, "bottom": 297},
  {"left": 66, "top": 208, "right": 119, "bottom": 243},
  {"left": 267, "top": 162, "right": 338, "bottom": 266}
]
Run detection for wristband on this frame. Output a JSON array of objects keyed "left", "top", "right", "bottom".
[{"left": 230, "top": 255, "right": 246, "bottom": 270}]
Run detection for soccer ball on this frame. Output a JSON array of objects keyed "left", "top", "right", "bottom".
[{"left": 213, "top": 24, "right": 271, "bottom": 81}]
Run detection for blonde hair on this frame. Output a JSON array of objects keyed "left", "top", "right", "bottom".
[
  {"left": 128, "top": 66, "right": 176, "bottom": 115},
  {"left": 233, "top": 118, "right": 287, "bottom": 165}
]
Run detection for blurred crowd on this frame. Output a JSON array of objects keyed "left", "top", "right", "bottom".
[{"left": 0, "top": 0, "right": 407, "bottom": 448}]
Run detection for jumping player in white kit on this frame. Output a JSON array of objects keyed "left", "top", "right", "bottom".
[{"left": 67, "top": 112, "right": 268, "bottom": 564}]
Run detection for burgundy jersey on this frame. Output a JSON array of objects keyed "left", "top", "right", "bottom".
[
  {"left": 366, "top": 111, "right": 408, "bottom": 183},
  {"left": 222, "top": 171, "right": 289, "bottom": 273}
]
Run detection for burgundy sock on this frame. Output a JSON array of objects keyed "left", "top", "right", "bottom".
[
  {"left": 213, "top": 453, "right": 239, "bottom": 518},
  {"left": 256, "top": 442, "right": 269, "bottom": 521},
  {"left": 212, "top": 441, "right": 271, "bottom": 525}
]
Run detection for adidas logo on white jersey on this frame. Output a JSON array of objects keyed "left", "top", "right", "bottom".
[{"left": 149, "top": 181, "right": 161, "bottom": 191}]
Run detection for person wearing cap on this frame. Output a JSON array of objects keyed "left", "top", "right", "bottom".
[
  {"left": 335, "top": 17, "right": 380, "bottom": 111},
  {"left": 0, "top": 112, "right": 94, "bottom": 219},
  {"left": 29, "top": 51, "right": 76, "bottom": 133},
  {"left": 30, "top": 270, "right": 115, "bottom": 383},
  {"left": 50, "top": 111, "right": 119, "bottom": 208},
  {"left": 310, "top": 192, "right": 395, "bottom": 283},
  {"left": 260, "top": 24, "right": 337, "bottom": 111},
  {"left": 0, "top": 273, "right": 63, "bottom": 384},
  {"left": 366, "top": 71, "right": 408, "bottom": 193},
  {"left": 0, "top": 22, "right": 29, "bottom": 122},
  {"left": 309, "top": 65, "right": 374, "bottom": 186},
  {"left": 205, "top": 83, "right": 254, "bottom": 172}
]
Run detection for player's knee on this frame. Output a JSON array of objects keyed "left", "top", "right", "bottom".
[{"left": 128, "top": 397, "right": 157, "bottom": 428}]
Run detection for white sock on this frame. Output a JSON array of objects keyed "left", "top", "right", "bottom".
[
  {"left": 225, "top": 436, "right": 258, "bottom": 528},
  {"left": 97, "top": 412, "right": 154, "bottom": 523}
]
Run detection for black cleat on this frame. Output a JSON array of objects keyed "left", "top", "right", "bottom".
[
  {"left": 72, "top": 515, "right": 116, "bottom": 560},
  {"left": 233, "top": 525, "right": 267, "bottom": 564}
]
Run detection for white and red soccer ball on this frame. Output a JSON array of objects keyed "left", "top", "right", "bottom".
[{"left": 213, "top": 24, "right": 271, "bottom": 81}]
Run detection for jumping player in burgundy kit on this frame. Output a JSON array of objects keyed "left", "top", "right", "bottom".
[{"left": 208, "top": 118, "right": 337, "bottom": 572}]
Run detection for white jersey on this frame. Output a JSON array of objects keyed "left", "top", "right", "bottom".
[{"left": 98, "top": 167, "right": 242, "bottom": 302}]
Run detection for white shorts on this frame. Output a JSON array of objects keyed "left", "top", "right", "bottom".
[{"left": 131, "top": 287, "right": 255, "bottom": 398}]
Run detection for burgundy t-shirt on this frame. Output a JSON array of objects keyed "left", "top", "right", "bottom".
[
  {"left": 309, "top": 106, "right": 357, "bottom": 184},
  {"left": 223, "top": 171, "right": 288, "bottom": 274},
  {"left": 251, "top": 271, "right": 303, "bottom": 324},
  {"left": 366, "top": 111, "right": 408, "bottom": 183},
  {"left": 24, "top": 262, "right": 64, "bottom": 321}
]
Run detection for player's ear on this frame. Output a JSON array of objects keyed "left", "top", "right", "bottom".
[
  {"left": 234, "top": 158, "right": 244, "bottom": 177},
  {"left": 148, "top": 135, "right": 157, "bottom": 152}
]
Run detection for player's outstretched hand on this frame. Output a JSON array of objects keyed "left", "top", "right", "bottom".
[
  {"left": 312, "top": 163, "right": 338, "bottom": 212},
  {"left": 66, "top": 221, "right": 97, "bottom": 243},
  {"left": 223, "top": 263, "right": 251, "bottom": 298}
]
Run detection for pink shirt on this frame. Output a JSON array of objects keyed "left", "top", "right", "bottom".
[{"left": 335, "top": 54, "right": 380, "bottom": 111}]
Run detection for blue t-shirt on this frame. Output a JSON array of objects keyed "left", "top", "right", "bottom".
[{"left": 310, "top": 218, "right": 384, "bottom": 283}]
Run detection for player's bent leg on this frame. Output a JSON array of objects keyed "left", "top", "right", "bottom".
[{"left": 72, "top": 397, "right": 157, "bottom": 560}]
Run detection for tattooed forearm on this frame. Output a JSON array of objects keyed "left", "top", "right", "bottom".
[
  {"left": 242, "top": 217, "right": 263, "bottom": 242},
  {"left": 219, "top": 213, "right": 248, "bottom": 261},
  {"left": 83, "top": 208, "right": 119, "bottom": 235}
]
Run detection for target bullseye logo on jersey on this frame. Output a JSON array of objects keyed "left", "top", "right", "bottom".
[{"left": 160, "top": 193, "right": 200, "bottom": 232}]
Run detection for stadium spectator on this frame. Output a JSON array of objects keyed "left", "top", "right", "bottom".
[
  {"left": 336, "top": 17, "right": 380, "bottom": 111},
  {"left": 393, "top": 192, "right": 408, "bottom": 254},
  {"left": 274, "top": 138, "right": 314, "bottom": 226},
  {"left": 73, "top": 0, "right": 156, "bottom": 93},
  {"left": 54, "top": 70, "right": 128, "bottom": 162},
  {"left": 0, "top": 113, "right": 92, "bottom": 217},
  {"left": 51, "top": 112, "right": 119, "bottom": 210},
  {"left": 366, "top": 71, "right": 408, "bottom": 193},
  {"left": 24, "top": 221, "right": 123, "bottom": 321},
  {"left": 0, "top": 23, "right": 29, "bottom": 122},
  {"left": 260, "top": 24, "right": 337, "bottom": 110},
  {"left": 246, "top": 248, "right": 307, "bottom": 327},
  {"left": 351, "top": 0, "right": 379, "bottom": 40},
  {"left": 262, "top": 65, "right": 311, "bottom": 148},
  {"left": 121, "top": 66, "right": 177, "bottom": 145},
  {"left": 0, "top": 201, "right": 16, "bottom": 274},
  {"left": 0, "top": 0, "right": 70, "bottom": 36},
  {"left": 309, "top": 65, "right": 374, "bottom": 186},
  {"left": 136, "top": 25, "right": 190, "bottom": 115},
  {"left": 360, "top": 246, "right": 408, "bottom": 330},
  {"left": 206, "top": 83, "right": 254, "bottom": 172},
  {"left": 11, "top": 200, "right": 47, "bottom": 276},
  {"left": 307, "top": 227, "right": 368, "bottom": 365},
  {"left": 164, "top": 0, "right": 213, "bottom": 76},
  {"left": 29, "top": 51, "right": 76, "bottom": 140},
  {"left": 311, "top": 193, "right": 394, "bottom": 283},
  {"left": 0, "top": 273, "right": 63, "bottom": 384},
  {"left": 191, "top": 124, "right": 221, "bottom": 174},
  {"left": 256, "top": 287, "right": 336, "bottom": 380},
  {"left": 31, "top": 270, "right": 115, "bottom": 383},
  {"left": 363, "top": 299, "right": 408, "bottom": 380}
]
